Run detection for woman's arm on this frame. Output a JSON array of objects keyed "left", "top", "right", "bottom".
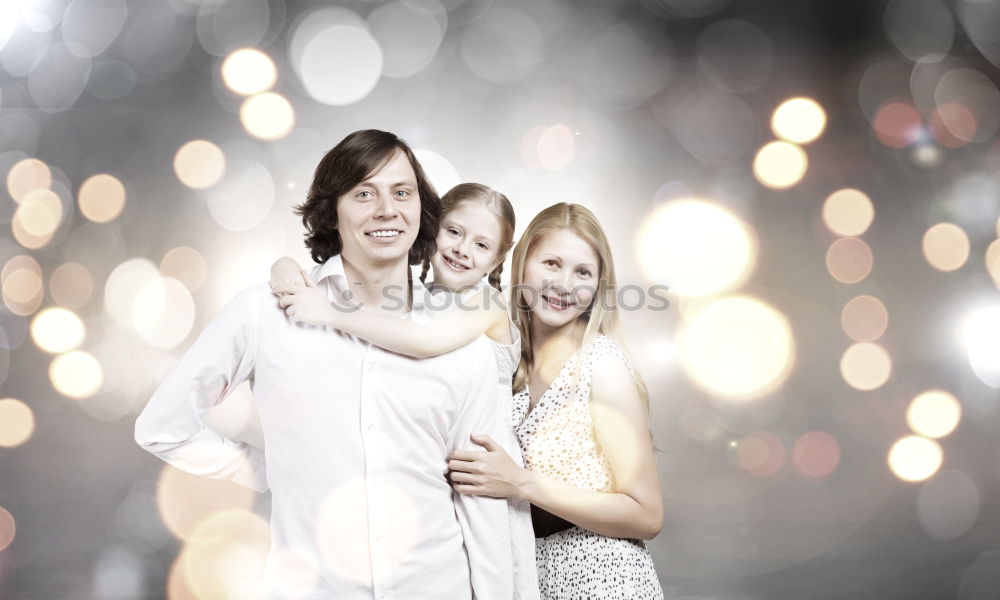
[
  {"left": 449, "top": 355, "right": 664, "bottom": 540},
  {"left": 273, "top": 284, "right": 509, "bottom": 359}
]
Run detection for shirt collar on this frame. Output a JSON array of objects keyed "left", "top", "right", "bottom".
[{"left": 312, "top": 254, "right": 428, "bottom": 312}]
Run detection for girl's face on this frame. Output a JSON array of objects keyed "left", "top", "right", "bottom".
[
  {"left": 521, "top": 228, "right": 600, "bottom": 330},
  {"left": 431, "top": 201, "right": 503, "bottom": 290}
]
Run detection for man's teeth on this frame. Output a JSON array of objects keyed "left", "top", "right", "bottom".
[{"left": 367, "top": 230, "right": 400, "bottom": 238}]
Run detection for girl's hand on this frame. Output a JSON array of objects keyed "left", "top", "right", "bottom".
[
  {"left": 273, "top": 279, "right": 339, "bottom": 327},
  {"left": 448, "top": 434, "right": 530, "bottom": 500},
  {"left": 269, "top": 257, "right": 309, "bottom": 297}
]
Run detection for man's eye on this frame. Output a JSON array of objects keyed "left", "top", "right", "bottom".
[
  {"left": 396, "top": 190, "right": 410, "bottom": 198},
  {"left": 477, "top": 242, "right": 489, "bottom": 250},
  {"left": 357, "top": 191, "right": 373, "bottom": 199}
]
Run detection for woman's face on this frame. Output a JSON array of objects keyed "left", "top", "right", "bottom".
[
  {"left": 430, "top": 201, "right": 503, "bottom": 290},
  {"left": 521, "top": 228, "right": 600, "bottom": 330}
]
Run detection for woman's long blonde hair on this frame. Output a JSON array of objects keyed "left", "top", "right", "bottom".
[{"left": 509, "top": 203, "right": 649, "bottom": 411}]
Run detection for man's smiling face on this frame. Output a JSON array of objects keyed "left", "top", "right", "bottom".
[{"left": 336, "top": 149, "right": 422, "bottom": 268}]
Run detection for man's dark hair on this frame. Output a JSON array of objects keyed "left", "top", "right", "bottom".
[{"left": 295, "top": 129, "right": 441, "bottom": 265}]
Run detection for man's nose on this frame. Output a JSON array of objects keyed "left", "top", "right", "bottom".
[{"left": 373, "top": 193, "right": 399, "bottom": 219}]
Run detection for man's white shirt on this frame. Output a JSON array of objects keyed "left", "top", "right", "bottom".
[{"left": 135, "top": 254, "right": 523, "bottom": 600}]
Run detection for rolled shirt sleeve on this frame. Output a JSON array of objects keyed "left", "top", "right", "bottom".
[
  {"left": 134, "top": 287, "right": 268, "bottom": 492},
  {"left": 448, "top": 341, "right": 515, "bottom": 600}
]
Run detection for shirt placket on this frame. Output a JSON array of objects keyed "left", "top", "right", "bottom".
[{"left": 360, "top": 344, "right": 390, "bottom": 600}]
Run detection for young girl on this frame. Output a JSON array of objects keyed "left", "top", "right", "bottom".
[
  {"left": 446, "top": 203, "right": 664, "bottom": 599},
  {"left": 269, "top": 182, "right": 540, "bottom": 599}
]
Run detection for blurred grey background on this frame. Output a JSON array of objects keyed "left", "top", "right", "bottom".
[{"left": 1, "top": 0, "right": 1000, "bottom": 598}]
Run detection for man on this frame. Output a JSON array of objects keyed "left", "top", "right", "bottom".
[{"left": 135, "top": 130, "right": 520, "bottom": 599}]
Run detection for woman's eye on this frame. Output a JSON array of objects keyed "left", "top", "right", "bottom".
[
  {"left": 578, "top": 269, "right": 592, "bottom": 277},
  {"left": 448, "top": 228, "right": 460, "bottom": 236},
  {"left": 544, "top": 259, "right": 557, "bottom": 267},
  {"left": 357, "top": 190, "right": 373, "bottom": 199},
  {"left": 476, "top": 242, "right": 489, "bottom": 250},
  {"left": 395, "top": 189, "right": 410, "bottom": 198}
]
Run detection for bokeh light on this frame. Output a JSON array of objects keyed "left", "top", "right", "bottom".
[
  {"left": 792, "top": 431, "right": 841, "bottom": 478},
  {"left": 752, "top": 141, "right": 807, "bottom": 189},
  {"left": 933, "top": 68, "right": 1000, "bottom": 144},
  {"left": 986, "top": 239, "right": 1000, "bottom": 288},
  {"left": 0, "top": 506, "right": 14, "bottom": 552},
  {"left": 50, "top": 350, "right": 103, "bottom": 399},
  {"left": 883, "top": 0, "right": 954, "bottom": 61},
  {"left": 160, "top": 247, "right": 207, "bottom": 293},
  {"left": 677, "top": 406, "right": 724, "bottom": 442},
  {"left": 265, "top": 547, "right": 322, "bottom": 598},
  {"left": 907, "top": 390, "right": 961, "bottom": 438},
  {"left": 178, "top": 509, "right": 270, "bottom": 600},
  {"left": 105, "top": 258, "right": 160, "bottom": 327},
  {"left": 2, "top": 254, "right": 44, "bottom": 316},
  {"left": 367, "top": 0, "right": 446, "bottom": 79},
  {"left": 822, "top": 189, "right": 874, "bottom": 236},
  {"left": 6, "top": 157, "right": 51, "bottom": 202},
  {"left": 826, "top": 237, "right": 874, "bottom": 284},
  {"left": 292, "top": 18, "right": 382, "bottom": 106},
  {"left": 204, "top": 158, "right": 275, "bottom": 232},
  {"left": 911, "top": 143, "right": 943, "bottom": 168},
  {"left": 676, "top": 296, "right": 795, "bottom": 401},
  {"left": 917, "top": 469, "right": 980, "bottom": 541},
  {"left": 922, "top": 222, "right": 969, "bottom": 271},
  {"left": 50, "top": 262, "right": 93, "bottom": 309},
  {"left": 574, "top": 22, "right": 672, "bottom": 109},
  {"left": 537, "top": 124, "right": 576, "bottom": 170},
  {"left": 174, "top": 140, "right": 226, "bottom": 189},
  {"left": 413, "top": 149, "right": 460, "bottom": 196},
  {"left": 13, "top": 188, "right": 62, "bottom": 246},
  {"left": 841, "top": 295, "right": 889, "bottom": 342},
  {"left": 888, "top": 435, "right": 943, "bottom": 482},
  {"left": 78, "top": 173, "right": 126, "bottom": 223},
  {"left": 315, "top": 480, "right": 420, "bottom": 586},
  {"left": 736, "top": 431, "right": 785, "bottom": 477},
  {"left": 696, "top": 19, "right": 773, "bottom": 94},
  {"left": 31, "top": 307, "right": 85, "bottom": 354},
  {"left": 240, "top": 92, "right": 295, "bottom": 141},
  {"left": 635, "top": 199, "right": 756, "bottom": 297},
  {"left": 461, "top": 7, "right": 544, "bottom": 85},
  {"left": 771, "top": 97, "right": 826, "bottom": 144},
  {"left": 929, "top": 102, "right": 976, "bottom": 148},
  {"left": 156, "top": 464, "right": 256, "bottom": 541},
  {"left": 873, "top": 101, "right": 922, "bottom": 148},
  {"left": 221, "top": 48, "right": 277, "bottom": 96},
  {"left": 0, "top": 398, "right": 35, "bottom": 448},
  {"left": 959, "top": 305, "right": 1000, "bottom": 388},
  {"left": 840, "top": 342, "right": 892, "bottom": 390},
  {"left": 195, "top": 0, "right": 273, "bottom": 58},
  {"left": 61, "top": 0, "right": 128, "bottom": 59},
  {"left": 132, "top": 276, "right": 196, "bottom": 349}
]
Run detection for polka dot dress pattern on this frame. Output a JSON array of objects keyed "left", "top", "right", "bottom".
[{"left": 512, "top": 335, "right": 663, "bottom": 600}]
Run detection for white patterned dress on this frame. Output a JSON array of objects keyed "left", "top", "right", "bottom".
[
  {"left": 491, "top": 316, "right": 542, "bottom": 600},
  {"left": 512, "top": 335, "right": 663, "bottom": 600}
]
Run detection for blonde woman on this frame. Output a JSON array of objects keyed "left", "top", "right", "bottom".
[{"left": 447, "top": 203, "right": 664, "bottom": 599}]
